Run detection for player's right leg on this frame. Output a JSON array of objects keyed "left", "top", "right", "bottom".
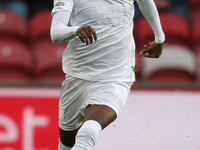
[
  {"left": 58, "top": 75, "right": 88, "bottom": 150},
  {"left": 59, "top": 128, "right": 79, "bottom": 150}
]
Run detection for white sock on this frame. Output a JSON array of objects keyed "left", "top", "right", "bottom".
[
  {"left": 71, "top": 120, "right": 102, "bottom": 150},
  {"left": 59, "top": 139, "right": 72, "bottom": 150}
]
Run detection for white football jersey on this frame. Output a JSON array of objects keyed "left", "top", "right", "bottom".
[{"left": 52, "top": 0, "right": 136, "bottom": 82}]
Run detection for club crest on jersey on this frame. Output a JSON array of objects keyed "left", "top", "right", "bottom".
[{"left": 54, "top": 0, "right": 64, "bottom": 6}]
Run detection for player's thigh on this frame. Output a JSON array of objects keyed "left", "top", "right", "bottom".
[
  {"left": 83, "top": 81, "right": 132, "bottom": 129},
  {"left": 59, "top": 76, "right": 89, "bottom": 147},
  {"left": 84, "top": 104, "right": 117, "bottom": 129},
  {"left": 59, "top": 77, "right": 86, "bottom": 131}
]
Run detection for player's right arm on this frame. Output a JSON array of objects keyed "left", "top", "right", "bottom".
[
  {"left": 50, "top": 10, "right": 79, "bottom": 43},
  {"left": 50, "top": 0, "right": 97, "bottom": 44}
]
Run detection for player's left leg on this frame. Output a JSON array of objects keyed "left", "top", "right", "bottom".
[
  {"left": 71, "top": 104, "right": 117, "bottom": 150},
  {"left": 71, "top": 81, "right": 132, "bottom": 150},
  {"left": 84, "top": 104, "right": 117, "bottom": 129}
]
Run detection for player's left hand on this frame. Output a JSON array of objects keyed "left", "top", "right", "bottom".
[{"left": 140, "top": 41, "right": 163, "bottom": 58}]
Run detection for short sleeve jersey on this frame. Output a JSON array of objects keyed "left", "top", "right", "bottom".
[{"left": 52, "top": 0, "right": 136, "bottom": 82}]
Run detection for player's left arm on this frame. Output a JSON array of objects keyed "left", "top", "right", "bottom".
[
  {"left": 140, "top": 41, "right": 163, "bottom": 58},
  {"left": 136, "top": 0, "right": 165, "bottom": 58}
]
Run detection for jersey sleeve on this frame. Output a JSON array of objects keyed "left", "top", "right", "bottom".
[
  {"left": 52, "top": 0, "right": 74, "bottom": 14},
  {"left": 135, "top": 0, "right": 165, "bottom": 44},
  {"left": 50, "top": 0, "right": 80, "bottom": 43}
]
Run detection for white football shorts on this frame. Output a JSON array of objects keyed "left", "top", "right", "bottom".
[{"left": 59, "top": 75, "right": 133, "bottom": 131}]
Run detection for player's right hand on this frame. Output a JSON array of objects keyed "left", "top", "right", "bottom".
[{"left": 76, "top": 26, "right": 97, "bottom": 45}]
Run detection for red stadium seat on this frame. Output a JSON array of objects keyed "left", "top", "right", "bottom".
[
  {"left": 0, "top": 40, "right": 33, "bottom": 81},
  {"left": 141, "top": 45, "right": 197, "bottom": 83},
  {"left": 189, "top": 0, "right": 200, "bottom": 18},
  {"left": 0, "top": 10, "right": 27, "bottom": 40},
  {"left": 189, "top": 0, "right": 200, "bottom": 7},
  {"left": 33, "top": 40, "right": 67, "bottom": 81},
  {"left": 136, "top": 13, "right": 190, "bottom": 49},
  {"left": 149, "top": 68, "right": 195, "bottom": 83},
  {"left": 29, "top": 11, "right": 52, "bottom": 43},
  {"left": 191, "top": 18, "right": 200, "bottom": 48},
  {"left": 195, "top": 47, "right": 200, "bottom": 82}
]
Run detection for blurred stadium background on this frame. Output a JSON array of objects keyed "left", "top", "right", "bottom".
[{"left": 0, "top": 0, "right": 200, "bottom": 150}]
